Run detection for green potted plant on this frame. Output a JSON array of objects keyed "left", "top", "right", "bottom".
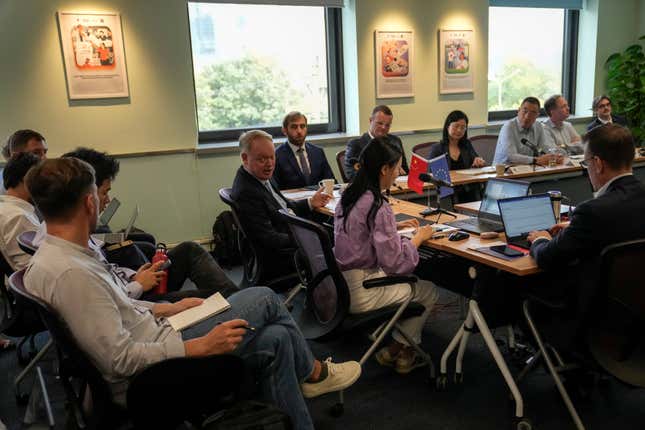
[{"left": 605, "top": 35, "right": 645, "bottom": 145}]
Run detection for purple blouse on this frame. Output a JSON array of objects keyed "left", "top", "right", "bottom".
[{"left": 334, "top": 192, "right": 419, "bottom": 274}]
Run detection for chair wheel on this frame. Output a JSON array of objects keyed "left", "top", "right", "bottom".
[
  {"left": 436, "top": 374, "right": 448, "bottom": 391},
  {"left": 329, "top": 403, "right": 344, "bottom": 417},
  {"left": 15, "top": 393, "right": 29, "bottom": 405},
  {"left": 512, "top": 417, "right": 534, "bottom": 430},
  {"left": 454, "top": 372, "right": 464, "bottom": 385}
]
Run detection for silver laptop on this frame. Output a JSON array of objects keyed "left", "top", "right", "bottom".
[
  {"left": 93, "top": 205, "right": 139, "bottom": 244},
  {"left": 498, "top": 194, "right": 556, "bottom": 250},
  {"left": 99, "top": 197, "right": 121, "bottom": 226},
  {"left": 446, "top": 178, "right": 530, "bottom": 234}
]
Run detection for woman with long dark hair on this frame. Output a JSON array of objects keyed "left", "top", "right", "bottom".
[
  {"left": 334, "top": 136, "right": 439, "bottom": 374},
  {"left": 429, "top": 110, "right": 485, "bottom": 202}
]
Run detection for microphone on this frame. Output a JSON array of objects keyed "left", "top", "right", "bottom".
[
  {"left": 520, "top": 138, "right": 543, "bottom": 156},
  {"left": 418, "top": 172, "right": 452, "bottom": 188}
]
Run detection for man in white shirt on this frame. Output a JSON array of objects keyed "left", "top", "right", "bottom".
[
  {"left": 24, "top": 158, "right": 360, "bottom": 430},
  {"left": 0, "top": 153, "right": 41, "bottom": 272},
  {"left": 542, "top": 94, "right": 583, "bottom": 155},
  {"left": 493, "top": 96, "right": 561, "bottom": 166}
]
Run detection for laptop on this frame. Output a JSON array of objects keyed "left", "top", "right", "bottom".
[
  {"left": 99, "top": 197, "right": 121, "bottom": 226},
  {"left": 498, "top": 194, "right": 556, "bottom": 250},
  {"left": 446, "top": 178, "right": 530, "bottom": 234},
  {"left": 93, "top": 205, "right": 139, "bottom": 244}
]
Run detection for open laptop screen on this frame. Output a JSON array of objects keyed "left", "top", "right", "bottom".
[
  {"left": 498, "top": 194, "right": 556, "bottom": 238},
  {"left": 479, "top": 179, "right": 530, "bottom": 220},
  {"left": 99, "top": 197, "right": 121, "bottom": 226}
]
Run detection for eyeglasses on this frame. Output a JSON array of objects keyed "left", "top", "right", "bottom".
[
  {"left": 580, "top": 156, "right": 595, "bottom": 169},
  {"left": 449, "top": 123, "right": 467, "bottom": 131},
  {"left": 596, "top": 102, "right": 611, "bottom": 109},
  {"left": 520, "top": 108, "right": 540, "bottom": 117}
]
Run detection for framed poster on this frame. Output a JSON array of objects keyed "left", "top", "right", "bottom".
[
  {"left": 439, "top": 29, "right": 474, "bottom": 94},
  {"left": 375, "top": 30, "right": 413, "bottom": 98},
  {"left": 57, "top": 11, "right": 130, "bottom": 99}
]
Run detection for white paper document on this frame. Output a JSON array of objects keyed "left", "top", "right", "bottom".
[
  {"left": 167, "top": 292, "right": 231, "bottom": 332},
  {"left": 455, "top": 166, "right": 496, "bottom": 176}
]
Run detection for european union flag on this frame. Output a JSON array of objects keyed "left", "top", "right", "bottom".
[{"left": 429, "top": 154, "right": 454, "bottom": 199}]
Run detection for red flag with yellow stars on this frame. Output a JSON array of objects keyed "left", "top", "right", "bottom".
[{"left": 407, "top": 153, "right": 429, "bottom": 194}]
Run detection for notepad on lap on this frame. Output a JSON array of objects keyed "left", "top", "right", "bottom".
[{"left": 167, "top": 292, "right": 231, "bottom": 332}]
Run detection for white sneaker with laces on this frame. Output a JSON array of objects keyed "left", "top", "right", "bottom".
[{"left": 301, "top": 357, "right": 361, "bottom": 399}]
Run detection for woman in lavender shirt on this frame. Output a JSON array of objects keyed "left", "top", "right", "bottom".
[{"left": 334, "top": 137, "right": 439, "bottom": 374}]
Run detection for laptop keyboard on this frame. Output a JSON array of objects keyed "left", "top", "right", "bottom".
[{"left": 509, "top": 238, "right": 531, "bottom": 250}]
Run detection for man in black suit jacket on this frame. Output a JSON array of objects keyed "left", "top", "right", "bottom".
[
  {"left": 586, "top": 95, "right": 628, "bottom": 131},
  {"left": 273, "top": 111, "right": 335, "bottom": 190},
  {"left": 231, "top": 130, "right": 331, "bottom": 283},
  {"left": 526, "top": 124, "right": 645, "bottom": 345},
  {"left": 343, "top": 105, "right": 409, "bottom": 181}
]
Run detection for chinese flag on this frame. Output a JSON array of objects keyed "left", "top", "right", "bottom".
[{"left": 407, "top": 153, "right": 429, "bottom": 194}]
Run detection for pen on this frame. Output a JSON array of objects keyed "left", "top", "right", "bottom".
[{"left": 215, "top": 322, "right": 256, "bottom": 332}]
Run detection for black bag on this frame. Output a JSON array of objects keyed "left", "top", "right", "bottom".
[
  {"left": 202, "top": 401, "right": 291, "bottom": 430},
  {"left": 212, "top": 210, "right": 242, "bottom": 268},
  {"left": 102, "top": 241, "right": 149, "bottom": 271}
]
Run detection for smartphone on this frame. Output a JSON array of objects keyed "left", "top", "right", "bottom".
[{"left": 490, "top": 245, "right": 524, "bottom": 257}]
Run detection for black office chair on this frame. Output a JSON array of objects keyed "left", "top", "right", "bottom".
[
  {"left": 218, "top": 188, "right": 300, "bottom": 293},
  {"left": 277, "top": 209, "right": 434, "bottom": 416},
  {"left": 469, "top": 135, "right": 498, "bottom": 166},
  {"left": 0, "top": 251, "right": 52, "bottom": 404},
  {"left": 17, "top": 230, "right": 38, "bottom": 256},
  {"left": 411, "top": 141, "right": 439, "bottom": 159},
  {"left": 520, "top": 238, "right": 645, "bottom": 430},
  {"left": 9, "top": 269, "right": 246, "bottom": 430}
]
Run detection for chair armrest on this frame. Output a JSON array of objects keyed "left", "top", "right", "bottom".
[{"left": 363, "top": 275, "right": 418, "bottom": 289}]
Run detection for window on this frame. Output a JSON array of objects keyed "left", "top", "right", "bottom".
[
  {"left": 188, "top": 3, "right": 344, "bottom": 142},
  {"left": 488, "top": 7, "right": 578, "bottom": 119}
]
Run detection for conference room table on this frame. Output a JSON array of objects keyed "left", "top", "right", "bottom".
[
  {"left": 390, "top": 152, "right": 645, "bottom": 205},
  {"left": 296, "top": 192, "right": 540, "bottom": 422}
]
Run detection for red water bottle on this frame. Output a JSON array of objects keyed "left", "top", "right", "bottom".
[{"left": 151, "top": 243, "right": 169, "bottom": 294}]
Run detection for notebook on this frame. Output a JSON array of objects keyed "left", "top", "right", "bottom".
[
  {"left": 446, "top": 178, "right": 530, "bottom": 234},
  {"left": 167, "top": 292, "right": 231, "bottom": 332},
  {"left": 497, "top": 194, "right": 556, "bottom": 250}
]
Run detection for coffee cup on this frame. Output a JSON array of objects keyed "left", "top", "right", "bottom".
[
  {"left": 319, "top": 179, "right": 335, "bottom": 195},
  {"left": 495, "top": 164, "right": 505, "bottom": 176}
]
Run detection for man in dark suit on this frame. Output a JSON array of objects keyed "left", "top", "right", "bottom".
[
  {"left": 343, "top": 105, "right": 409, "bottom": 181},
  {"left": 526, "top": 124, "right": 645, "bottom": 347},
  {"left": 231, "top": 130, "right": 331, "bottom": 283},
  {"left": 273, "top": 111, "right": 335, "bottom": 190},
  {"left": 586, "top": 95, "right": 628, "bottom": 131}
]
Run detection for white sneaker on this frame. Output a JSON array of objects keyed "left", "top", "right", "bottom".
[{"left": 301, "top": 357, "right": 361, "bottom": 399}]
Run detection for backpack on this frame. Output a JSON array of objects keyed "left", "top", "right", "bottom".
[
  {"left": 202, "top": 401, "right": 292, "bottom": 430},
  {"left": 212, "top": 210, "right": 242, "bottom": 269}
]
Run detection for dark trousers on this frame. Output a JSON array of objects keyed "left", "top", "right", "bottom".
[{"left": 143, "top": 241, "right": 239, "bottom": 301}]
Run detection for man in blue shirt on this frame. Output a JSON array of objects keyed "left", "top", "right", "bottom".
[{"left": 492, "top": 96, "right": 561, "bottom": 166}]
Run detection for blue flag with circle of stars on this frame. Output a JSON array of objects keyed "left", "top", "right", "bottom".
[{"left": 428, "top": 154, "right": 454, "bottom": 199}]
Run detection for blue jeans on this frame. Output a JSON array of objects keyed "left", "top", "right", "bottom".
[{"left": 182, "top": 287, "right": 315, "bottom": 430}]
